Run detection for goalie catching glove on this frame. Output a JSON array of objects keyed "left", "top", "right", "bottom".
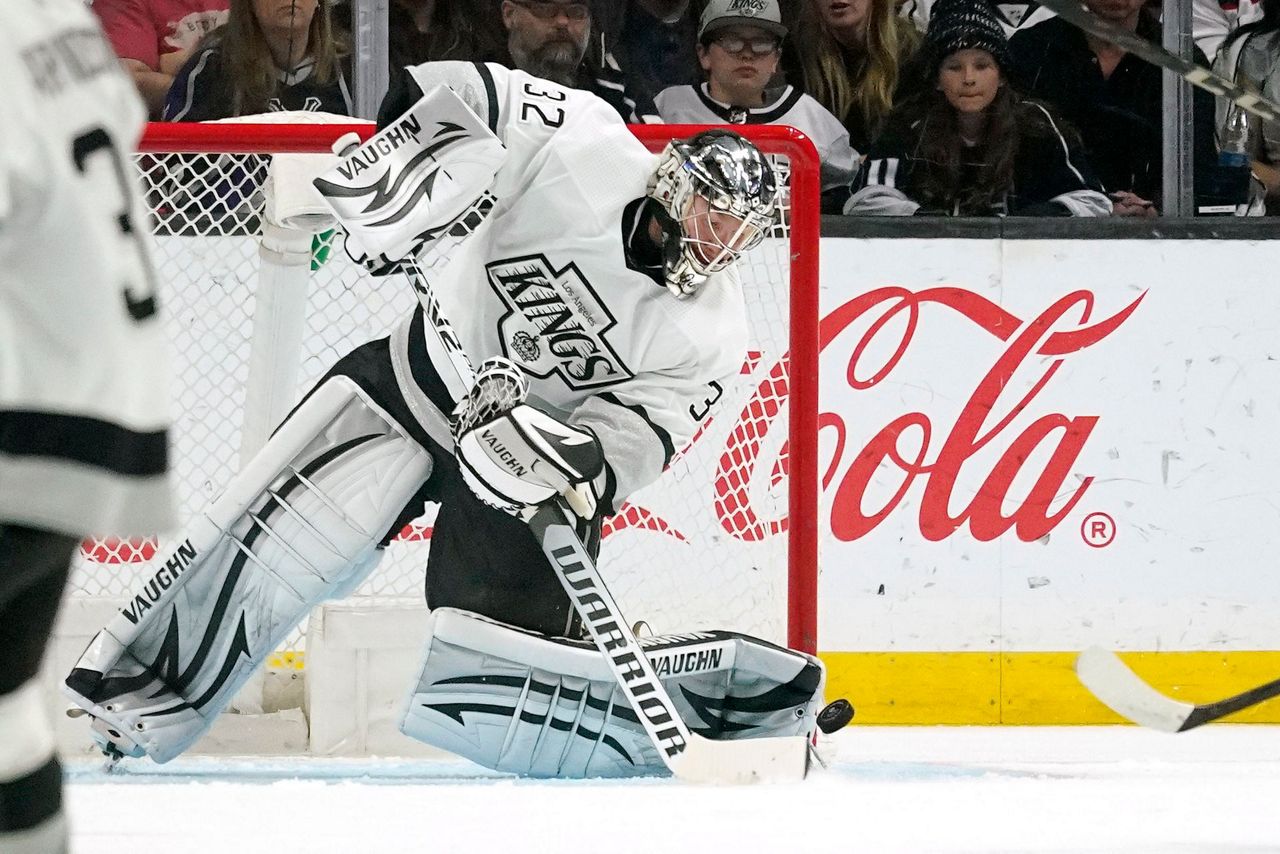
[{"left": 453, "top": 358, "right": 603, "bottom": 519}]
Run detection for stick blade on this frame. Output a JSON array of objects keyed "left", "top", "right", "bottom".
[
  {"left": 670, "top": 734, "right": 811, "bottom": 784},
  {"left": 1075, "top": 646, "right": 1194, "bottom": 732}
]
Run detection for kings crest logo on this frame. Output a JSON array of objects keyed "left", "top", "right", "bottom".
[
  {"left": 486, "top": 255, "right": 633, "bottom": 390},
  {"left": 511, "top": 330, "right": 541, "bottom": 362},
  {"left": 727, "top": 0, "right": 769, "bottom": 15}
]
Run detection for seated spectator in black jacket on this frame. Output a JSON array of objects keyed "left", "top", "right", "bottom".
[
  {"left": 596, "top": 0, "right": 703, "bottom": 100},
  {"left": 1009, "top": 0, "right": 1217, "bottom": 216},
  {"left": 846, "top": 0, "right": 1111, "bottom": 216},
  {"left": 387, "top": 0, "right": 509, "bottom": 70},
  {"left": 165, "top": 0, "right": 352, "bottom": 120},
  {"left": 500, "top": 0, "right": 659, "bottom": 122}
]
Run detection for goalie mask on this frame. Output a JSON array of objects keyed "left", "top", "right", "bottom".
[{"left": 648, "top": 129, "right": 780, "bottom": 298}]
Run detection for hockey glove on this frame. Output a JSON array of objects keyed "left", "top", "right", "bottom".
[
  {"left": 314, "top": 84, "right": 506, "bottom": 274},
  {"left": 453, "top": 358, "right": 604, "bottom": 520}
]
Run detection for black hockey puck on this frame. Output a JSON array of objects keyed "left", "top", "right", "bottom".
[{"left": 817, "top": 698, "right": 855, "bottom": 734}]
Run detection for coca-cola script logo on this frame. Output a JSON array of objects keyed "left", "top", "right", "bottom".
[{"left": 607, "top": 286, "right": 1146, "bottom": 546}]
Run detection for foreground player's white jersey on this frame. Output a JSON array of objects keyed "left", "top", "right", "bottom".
[
  {"left": 0, "top": 0, "right": 173, "bottom": 537},
  {"left": 395, "top": 62, "right": 749, "bottom": 510}
]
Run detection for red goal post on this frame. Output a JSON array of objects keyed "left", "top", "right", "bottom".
[{"left": 75, "top": 121, "right": 820, "bottom": 655}]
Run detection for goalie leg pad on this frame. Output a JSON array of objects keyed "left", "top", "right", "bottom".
[
  {"left": 400, "top": 609, "right": 825, "bottom": 778},
  {"left": 314, "top": 83, "right": 506, "bottom": 271},
  {"left": 64, "top": 377, "right": 434, "bottom": 763}
]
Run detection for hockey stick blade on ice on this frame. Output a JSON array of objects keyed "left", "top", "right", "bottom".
[
  {"left": 1076, "top": 646, "right": 1280, "bottom": 731},
  {"left": 1034, "top": 0, "right": 1280, "bottom": 123}
]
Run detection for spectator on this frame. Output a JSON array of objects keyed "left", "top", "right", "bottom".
[
  {"left": 499, "top": 0, "right": 659, "bottom": 122},
  {"left": 596, "top": 0, "right": 703, "bottom": 99},
  {"left": 92, "top": 0, "right": 230, "bottom": 117},
  {"left": 387, "top": 0, "right": 509, "bottom": 70},
  {"left": 1009, "top": 0, "right": 1218, "bottom": 216},
  {"left": 846, "top": 0, "right": 1110, "bottom": 216},
  {"left": 164, "top": 0, "right": 352, "bottom": 121},
  {"left": 1195, "top": 0, "right": 1264, "bottom": 61},
  {"left": 1214, "top": 0, "right": 1280, "bottom": 208},
  {"left": 901, "top": 0, "right": 1056, "bottom": 40},
  {"left": 656, "top": 0, "right": 860, "bottom": 202},
  {"left": 783, "top": 0, "right": 922, "bottom": 153}
]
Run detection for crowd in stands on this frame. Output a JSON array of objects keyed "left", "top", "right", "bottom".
[{"left": 88, "top": 0, "right": 1280, "bottom": 216}]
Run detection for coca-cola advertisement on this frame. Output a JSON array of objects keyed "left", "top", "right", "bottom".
[{"left": 818, "top": 239, "right": 1280, "bottom": 653}]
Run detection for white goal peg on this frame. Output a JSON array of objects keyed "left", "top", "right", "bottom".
[{"left": 331, "top": 132, "right": 362, "bottom": 158}]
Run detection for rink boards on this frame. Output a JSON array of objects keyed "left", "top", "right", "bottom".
[
  {"left": 50, "top": 232, "right": 1280, "bottom": 739},
  {"left": 817, "top": 235, "right": 1280, "bottom": 722}
]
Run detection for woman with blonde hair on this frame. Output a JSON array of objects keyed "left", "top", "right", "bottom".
[
  {"left": 165, "top": 0, "right": 351, "bottom": 120},
  {"left": 783, "top": 0, "right": 922, "bottom": 151}
]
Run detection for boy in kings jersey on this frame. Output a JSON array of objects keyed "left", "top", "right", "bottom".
[
  {"left": 2, "top": 1, "right": 173, "bottom": 849},
  {"left": 64, "top": 61, "right": 830, "bottom": 778}
]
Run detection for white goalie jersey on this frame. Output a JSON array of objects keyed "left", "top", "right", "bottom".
[
  {"left": 386, "top": 62, "right": 750, "bottom": 513},
  {"left": 0, "top": 0, "right": 173, "bottom": 537}
]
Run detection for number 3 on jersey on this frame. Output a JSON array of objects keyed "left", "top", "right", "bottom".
[{"left": 71, "top": 127, "right": 158, "bottom": 322}]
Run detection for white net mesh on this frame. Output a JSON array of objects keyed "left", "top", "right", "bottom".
[{"left": 72, "top": 125, "right": 813, "bottom": 666}]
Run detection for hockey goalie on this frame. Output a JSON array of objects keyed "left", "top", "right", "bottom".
[{"left": 64, "top": 61, "right": 842, "bottom": 778}]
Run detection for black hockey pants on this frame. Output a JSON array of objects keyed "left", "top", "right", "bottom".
[{"left": 302, "top": 335, "right": 596, "bottom": 638}]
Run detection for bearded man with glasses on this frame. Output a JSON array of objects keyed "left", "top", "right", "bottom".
[
  {"left": 655, "top": 0, "right": 860, "bottom": 210},
  {"left": 500, "top": 0, "right": 659, "bottom": 122}
]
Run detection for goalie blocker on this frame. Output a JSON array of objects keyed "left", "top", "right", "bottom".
[{"left": 402, "top": 608, "right": 826, "bottom": 778}]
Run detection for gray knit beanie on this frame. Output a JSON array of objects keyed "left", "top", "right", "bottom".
[{"left": 925, "top": 0, "right": 1012, "bottom": 74}]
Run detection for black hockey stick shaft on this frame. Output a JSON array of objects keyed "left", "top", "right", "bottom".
[
  {"left": 1034, "top": 0, "right": 1280, "bottom": 123},
  {"left": 1179, "top": 675, "right": 1280, "bottom": 730}
]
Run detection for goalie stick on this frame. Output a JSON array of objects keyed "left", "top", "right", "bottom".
[
  {"left": 409, "top": 255, "right": 808, "bottom": 783},
  {"left": 1076, "top": 646, "right": 1280, "bottom": 731},
  {"left": 1034, "top": 0, "right": 1280, "bottom": 123},
  {"left": 326, "top": 136, "right": 810, "bottom": 783}
]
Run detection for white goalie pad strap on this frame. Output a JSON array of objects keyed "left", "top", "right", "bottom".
[
  {"left": 63, "top": 377, "right": 434, "bottom": 763},
  {"left": 313, "top": 84, "right": 506, "bottom": 268},
  {"left": 400, "top": 609, "right": 824, "bottom": 778}
]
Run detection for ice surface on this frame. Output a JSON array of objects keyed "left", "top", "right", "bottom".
[{"left": 64, "top": 726, "right": 1280, "bottom": 854}]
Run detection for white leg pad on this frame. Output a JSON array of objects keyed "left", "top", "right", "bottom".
[
  {"left": 400, "top": 609, "right": 825, "bottom": 778},
  {"left": 63, "top": 377, "right": 433, "bottom": 763}
]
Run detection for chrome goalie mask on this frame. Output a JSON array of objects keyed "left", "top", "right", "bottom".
[{"left": 648, "top": 129, "right": 780, "bottom": 298}]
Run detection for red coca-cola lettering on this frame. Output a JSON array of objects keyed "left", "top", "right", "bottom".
[{"left": 712, "top": 286, "right": 1145, "bottom": 544}]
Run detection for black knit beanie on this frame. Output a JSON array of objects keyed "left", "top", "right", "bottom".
[{"left": 925, "top": 0, "right": 1012, "bottom": 74}]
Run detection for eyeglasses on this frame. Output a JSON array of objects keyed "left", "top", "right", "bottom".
[
  {"left": 709, "top": 33, "right": 781, "bottom": 56},
  {"left": 508, "top": 0, "right": 591, "bottom": 21}
]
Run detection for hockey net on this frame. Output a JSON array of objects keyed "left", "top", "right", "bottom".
[{"left": 71, "top": 121, "right": 819, "bottom": 665}]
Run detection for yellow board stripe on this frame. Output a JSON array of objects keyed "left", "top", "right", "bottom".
[
  {"left": 268, "top": 648, "right": 1280, "bottom": 723},
  {"left": 267, "top": 651, "right": 306, "bottom": 671},
  {"left": 820, "top": 650, "right": 1280, "bottom": 724}
]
